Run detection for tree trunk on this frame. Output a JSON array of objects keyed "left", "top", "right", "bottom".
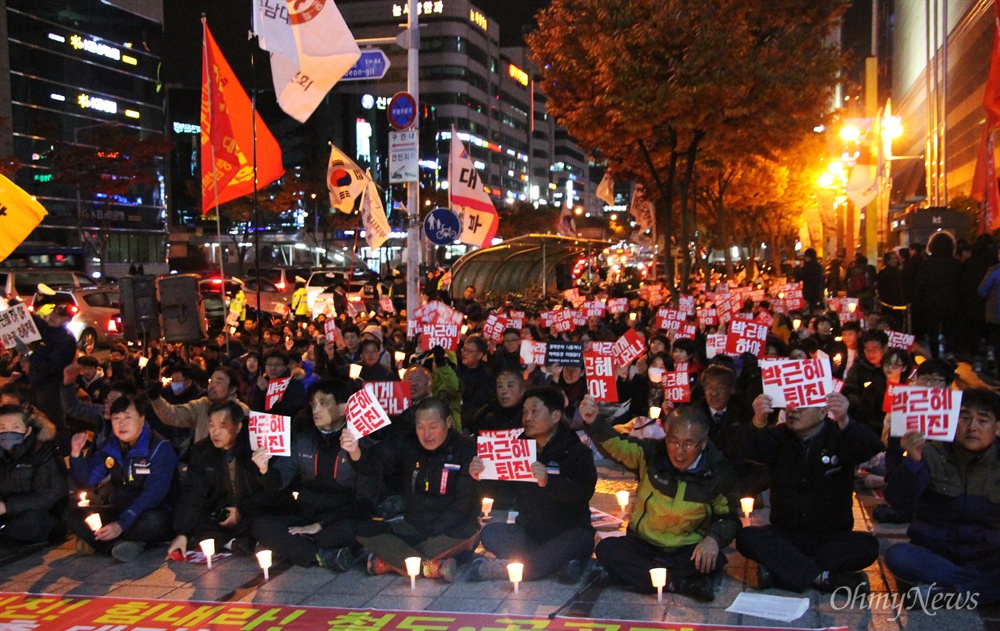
[
  {"left": 678, "top": 130, "right": 705, "bottom": 292},
  {"left": 638, "top": 135, "right": 677, "bottom": 298}
]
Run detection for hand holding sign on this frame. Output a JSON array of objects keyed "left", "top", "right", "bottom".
[{"left": 346, "top": 386, "right": 392, "bottom": 438}]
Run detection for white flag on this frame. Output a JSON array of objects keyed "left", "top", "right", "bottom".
[
  {"left": 557, "top": 203, "right": 577, "bottom": 237},
  {"left": 254, "top": 0, "right": 361, "bottom": 123},
  {"left": 596, "top": 170, "right": 615, "bottom": 206},
  {"left": 360, "top": 172, "right": 390, "bottom": 250},
  {"left": 846, "top": 119, "right": 880, "bottom": 209},
  {"left": 630, "top": 183, "right": 655, "bottom": 233},
  {"left": 327, "top": 144, "right": 367, "bottom": 213},
  {"left": 449, "top": 133, "right": 498, "bottom": 248}
]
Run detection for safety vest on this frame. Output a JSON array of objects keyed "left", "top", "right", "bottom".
[{"left": 291, "top": 287, "right": 309, "bottom": 316}]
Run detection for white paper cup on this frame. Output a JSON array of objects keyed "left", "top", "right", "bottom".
[
  {"left": 199, "top": 539, "right": 215, "bottom": 569},
  {"left": 507, "top": 562, "right": 524, "bottom": 594},
  {"left": 395, "top": 351, "right": 406, "bottom": 363},
  {"left": 648, "top": 405, "right": 662, "bottom": 419},
  {"left": 405, "top": 556, "right": 421, "bottom": 589},
  {"left": 481, "top": 497, "right": 494, "bottom": 518},
  {"left": 84, "top": 513, "right": 102, "bottom": 531},
  {"left": 740, "top": 497, "right": 755, "bottom": 516},
  {"left": 349, "top": 364, "right": 362, "bottom": 379},
  {"left": 616, "top": 490, "right": 630, "bottom": 512},
  {"left": 256, "top": 549, "right": 272, "bottom": 580}
]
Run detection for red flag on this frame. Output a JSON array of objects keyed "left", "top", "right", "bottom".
[
  {"left": 972, "top": 0, "right": 1000, "bottom": 233},
  {"left": 201, "top": 21, "right": 284, "bottom": 215}
]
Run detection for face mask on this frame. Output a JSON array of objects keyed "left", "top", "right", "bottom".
[
  {"left": 0, "top": 431, "right": 25, "bottom": 452},
  {"left": 647, "top": 367, "right": 664, "bottom": 384},
  {"left": 170, "top": 382, "right": 186, "bottom": 395}
]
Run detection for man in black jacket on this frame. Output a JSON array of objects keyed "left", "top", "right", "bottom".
[
  {"left": 737, "top": 392, "right": 883, "bottom": 594},
  {"left": 250, "top": 349, "right": 309, "bottom": 419},
  {"left": 342, "top": 397, "right": 479, "bottom": 582},
  {"left": 252, "top": 378, "right": 379, "bottom": 571},
  {"left": 167, "top": 401, "right": 282, "bottom": 559},
  {"left": 796, "top": 248, "right": 825, "bottom": 311},
  {"left": 0, "top": 404, "right": 67, "bottom": 545},
  {"left": 468, "top": 386, "right": 597, "bottom": 583},
  {"left": 695, "top": 366, "right": 765, "bottom": 497},
  {"left": 30, "top": 304, "right": 78, "bottom": 453},
  {"left": 457, "top": 336, "right": 496, "bottom": 430}
]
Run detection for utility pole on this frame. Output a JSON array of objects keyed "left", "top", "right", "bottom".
[{"left": 405, "top": 0, "right": 421, "bottom": 319}]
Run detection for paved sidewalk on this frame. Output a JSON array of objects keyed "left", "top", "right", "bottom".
[{"left": 0, "top": 461, "right": 995, "bottom": 630}]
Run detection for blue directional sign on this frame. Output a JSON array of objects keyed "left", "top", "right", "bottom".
[
  {"left": 342, "top": 50, "right": 391, "bottom": 81},
  {"left": 424, "top": 208, "right": 462, "bottom": 245}
]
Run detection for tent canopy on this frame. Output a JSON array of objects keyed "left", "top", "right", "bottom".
[{"left": 448, "top": 234, "right": 611, "bottom": 300}]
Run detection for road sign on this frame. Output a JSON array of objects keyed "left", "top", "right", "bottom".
[
  {"left": 424, "top": 208, "right": 462, "bottom": 245},
  {"left": 388, "top": 130, "right": 419, "bottom": 184},
  {"left": 342, "top": 50, "right": 391, "bottom": 82},
  {"left": 388, "top": 92, "right": 417, "bottom": 130}
]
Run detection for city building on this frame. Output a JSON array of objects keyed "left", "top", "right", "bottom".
[{"left": 0, "top": 0, "right": 168, "bottom": 277}]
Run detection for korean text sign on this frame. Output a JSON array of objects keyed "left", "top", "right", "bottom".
[
  {"left": 889, "top": 386, "right": 961, "bottom": 441},
  {"left": 248, "top": 412, "right": 291, "bottom": 456},
  {"left": 477, "top": 429, "right": 537, "bottom": 481},
  {"left": 759, "top": 358, "right": 833, "bottom": 408},
  {"left": 347, "top": 386, "right": 392, "bottom": 438}
]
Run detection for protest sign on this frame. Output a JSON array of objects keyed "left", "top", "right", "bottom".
[
  {"left": 697, "top": 308, "right": 719, "bottom": 329},
  {"left": 607, "top": 298, "right": 628, "bottom": 314},
  {"left": 673, "top": 322, "right": 697, "bottom": 340},
  {"left": 678, "top": 294, "right": 695, "bottom": 316},
  {"left": 654, "top": 307, "right": 687, "bottom": 331},
  {"left": 550, "top": 309, "right": 577, "bottom": 333},
  {"left": 583, "top": 351, "right": 617, "bottom": 402},
  {"left": 582, "top": 300, "right": 607, "bottom": 319},
  {"left": 887, "top": 330, "right": 915, "bottom": 350},
  {"left": 248, "top": 412, "right": 291, "bottom": 456},
  {"left": 265, "top": 377, "right": 291, "bottom": 411},
  {"left": 346, "top": 386, "right": 392, "bottom": 438},
  {"left": 520, "top": 340, "right": 547, "bottom": 366},
  {"left": 589, "top": 341, "right": 614, "bottom": 355},
  {"left": 612, "top": 329, "right": 646, "bottom": 366},
  {"left": 477, "top": 429, "right": 537, "bottom": 481},
  {"left": 725, "top": 320, "right": 769, "bottom": 358},
  {"left": 545, "top": 341, "right": 584, "bottom": 367},
  {"left": 663, "top": 371, "right": 691, "bottom": 403},
  {"left": 324, "top": 319, "right": 344, "bottom": 346},
  {"left": 418, "top": 323, "right": 460, "bottom": 351},
  {"left": 366, "top": 381, "right": 411, "bottom": 417},
  {"left": 0, "top": 303, "right": 41, "bottom": 350},
  {"left": 759, "top": 358, "right": 833, "bottom": 408},
  {"left": 481, "top": 313, "right": 508, "bottom": 343},
  {"left": 705, "top": 333, "right": 727, "bottom": 359},
  {"left": 889, "top": 386, "right": 961, "bottom": 441}
]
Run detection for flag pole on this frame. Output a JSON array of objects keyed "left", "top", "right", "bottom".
[
  {"left": 204, "top": 16, "right": 228, "bottom": 347},
  {"left": 250, "top": 33, "right": 262, "bottom": 351}
]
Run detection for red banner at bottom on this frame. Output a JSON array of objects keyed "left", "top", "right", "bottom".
[{"left": 0, "top": 592, "right": 849, "bottom": 631}]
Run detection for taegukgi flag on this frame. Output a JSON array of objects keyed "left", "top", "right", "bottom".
[{"left": 327, "top": 144, "right": 367, "bottom": 213}]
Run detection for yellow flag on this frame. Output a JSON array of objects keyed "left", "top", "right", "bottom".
[{"left": 0, "top": 174, "right": 47, "bottom": 263}]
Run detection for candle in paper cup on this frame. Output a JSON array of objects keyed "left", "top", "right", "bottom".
[
  {"left": 199, "top": 539, "right": 215, "bottom": 569},
  {"left": 405, "top": 556, "right": 421, "bottom": 589},
  {"left": 649, "top": 567, "right": 667, "bottom": 602},
  {"left": 292, "top": 492, "right": 299, "bottom": 500},
  {"left": 629, "top": 313, "right": 637, "bottom": 322},
  {"left": 84, "top": 513, "right": 102, "bottom": 532},
  {"left": 792, "top": 318, "right": 802, "bottom": 330},
  {"left": 481, "top": 497, "right": 494, "bottom": 518},
  {"left": 616, "top": 490, "right": 630, "bottom": 513},
  {"left": 507, "top": 562, "right": 524, "bottom": 594},
  {"left": 461, "top": 325, "right": 469, "bottom": 335},
  {"left": 256, "top": 549, "right": 272, "bottom": 580},
  {"left": 740, "top": 497, "right": 755, "bottom": 516},
  {"left": 398, "top": 368, "right": 407, "bottom": 379},
  {"left": 395, "top": 351, "right": 406, "bottom": 363},
  {"left": 349, "top": 364, "right": 362, "bottom": 379},
  {"left": 78, "top": 492, "right": 89, "bottom": 507},
  {"left": 648, "top": 406, "right": 662, "bottom": 419}
]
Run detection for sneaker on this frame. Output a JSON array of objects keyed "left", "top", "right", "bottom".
[
  {"left": 110, "top": 541, "right": 144, "bottom": 563},
  {"left": 366, "top": 553, "right": 393, "bottom": 576},
  {"left": 872, "top": 504, "right": 911, "bottom": 524},
  {"left": 421, "top": 558, "right": 457, "bottom": 583},
  {"left": 74, "top": 538, "right": 96, "bottom": 556},
  {"left": 317, "top": 547, "right": 356, "bottom": 572},
  {"left": 756, "top": 563, "right": 775, "bottom": 589},
  {"left": 820, "top": 571, "right": 870, "bottom": 595},
  {"left": 467, "top": 557, "right": 509, "bottom": 582},
  {"left": 557, "top": 559, "right": 587, "bottom": 584},
  {"left": 676, "top": 575, "right": 715, "bottom": 603}
]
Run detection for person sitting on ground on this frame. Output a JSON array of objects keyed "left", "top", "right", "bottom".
[
  {"left": 341, "top": 397, "right": 479, "bottom": 582},
  {"left": 582, "top": 399, "right": 740, "bottom": 602},
  {"left": 737, "top": 391, "right": 883, "bottom": 594},
  {"left": 0, "top": 404, "right": 67, "bottom": 545},
  {"left": 466, "top": 370, "right": 527, "bottom": 436},
  {"left": 468, "top": 387, "right": 597, "bottom": 584},
  {"left": 252, "top": 378, "right": 380, "bottom": 571},
  {"left": 250, "top": 349, "right": 309, "bottom": 418},
  {"left": 75, "top": 355, "right": 110, "bottom": 405},
  {"left": 167, "top": 401, "right": 281, "bottom": 560},
  {"left": 147, "top": 367, "right": 250, "bottom": 446},
  {"left": 883, "top": 388, "right": 1000, "bottom": 604},
  {"left": 65, "top": 392, "right": 178, "bottom": 562}
]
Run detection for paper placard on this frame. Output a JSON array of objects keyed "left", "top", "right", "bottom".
[
  {"left": 346, "top": 386, "right": 392, "bottom": 438},
  {"left": 265, "top": 377, "right": 291, "bottom": 411},
  {"left": 725, "top": 320, "right": 769, "bottom": 358},
  {"left": 887, "top": 330, "right": 915, "bottom": 350},
  {"left": 582, "top": 300, "right": 607, "bottom": 319},
  {"left": 606, "top": 298, "right": 628, "bottom": 314},
  {"left": 366, "top": 381, "right": 411, "bottom": 417},
  {"left": 481, "top": 313, "right": 508, "bottom": 343},
  {"left": 705, "top": 333, "right": 727, "bottom": 359},
  {"left": 519, "top": 340, "right": 547, "bottom": 366},
  {"left": 726, "top": 593, "right": 810, "bottom": 623},
  {"left": 663, "top": 371, "right": 691, "bottom": 403},
  {"left": 697, "top": 308, "right": 719, "bottom": 328},
  {"left": 889, "top": 386, "right": 961, "bottom": 442},
  {"left": 612, "top": 329, "right": 645, "bottom": 366},
  {"left": 0, "top": 303, "right": 41, "bottom": 351},
  {"left": 418, "top": 323, "right": 460, "bottom": 352},
  {"left": 248, "top": 412, "right": 291, "bottom": 456},
  {"left": 545, "top": 341, "right": 584, "bottom": 367},
  {"left": 654, "top": 307, "right": 687, "bottom": 331},
  {"left": 583, "top": 351, "right": 617, "bottom": 402},
  {"left": 477, "top": 429, "right": 537, "bottom": 481},
  {"left": 759, "top": 358, "right": 833, "bottom": 408}
]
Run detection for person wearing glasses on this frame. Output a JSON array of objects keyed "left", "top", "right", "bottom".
[
  {"left": 457, "top": 336, "right": 496, "bottom": 431},
  {"left": 883, "top": 387, "right": 1000, "bottom": 605},
  {"left": 738, "top": 391, "right": 883, "bottom": 595},
  {"left": 581, "top": 397, "right": 740, "bottom": 602}
]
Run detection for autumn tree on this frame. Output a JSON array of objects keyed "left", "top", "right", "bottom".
[{"left": 528, "top": 0, "right": 846, "bottom": 294}]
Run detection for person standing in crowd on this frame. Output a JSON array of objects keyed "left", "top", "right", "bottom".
[
  {"left": 915, "top": 232, "right": 961, "bottom": 358},
  {"left": 29, "top": 303, "right": 77, "bottom": 453},
  {"left": 291, "top": 278, "right": 309, "bottom": 326},
  {"left": 876, "top": 250, "right": 906, "bottom": 330},
  {"left": 796, "top": 248, "right": 825, "bottom": 311}
]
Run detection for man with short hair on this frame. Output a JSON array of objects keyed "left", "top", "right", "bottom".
[
  {"left": 29, "top": 303, "right": 78, "bottom": 451},
  {"left": 738, "top": 392, "right": 883, "bottom": 594},
  {"left": 694, "top": 365, "right": 763, "bottom": 497},
  {"left": 66, "top": 393, "right": 178, "bottom": 562},
  {"left": 0, "top": 404, "right": 67, "bottom": 545},
  {"left": 468, "top": 370, "right": 527, "bottom": 436},
  {"left": 469, "top": 386, "right": 597, "bottom": 584},
  {"left": 843, "top": 329, "right": 889, "bottom": 434},
  {"left": 583, "top": 399, "right": 740, "bottom": 602},
  {"left": 148, "top": 367, "right": 250, "bottom": 445},
  {"left": 883, "top": 388, "right": 1000, "bottom": 604},
  {"left": 491, "top": 328, "right": 525, "bottom": 373},
  {"left": 250, "top": 349, "right": 308, "bottom": 418},
  {"left": 457, "top": 336, "right": 496, "bottom": 430},
  {"left": 342, "top": 397, "right": 479, "bottom": 582},
  {"left": 252, "top": 379, "right": 380, "bottom": 571},
  {"left": 75, "top": 355, "right": 110, "bottom": 404}
]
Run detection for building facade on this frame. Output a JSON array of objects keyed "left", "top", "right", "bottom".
[{"left": 0, "top": 0, "right": 167, "bottom": 277}]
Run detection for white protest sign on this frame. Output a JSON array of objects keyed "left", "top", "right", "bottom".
[
  {"left": 759, "top": 358, "right": 833, "bottom": 408},
  {"left": 248, "top": 412, "right": 291, "bottom": 456},
  {"left": 346, "top": 386, "right": 392, "bottom": 438},
  {"left": 889, "top": 386, "right": 962, "bottom": 442},
  {"left": 0, "top": 303, "right": 41, "bottom": 350},
  {"left": 477, "top": 429, "right": 537, "bottom": 481}
]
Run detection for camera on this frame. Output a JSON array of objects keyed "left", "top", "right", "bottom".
[{"left": 209, "top": 507, "right": 230, "bottom": 523}]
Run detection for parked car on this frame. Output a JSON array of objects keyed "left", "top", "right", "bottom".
[
  {"left": 0, "top": 269, "right": 97, "bottom": 306},
  {"left": 199, "top": 277, "right": 286, "bottom": 331},
  {"left": 246, "top": 267, "right": 311, "bottom": 293},
  {"left": 306, "top": 268, "right": 379, "bottom": 312},
  {"left": 243, "top": 277, "right": 292, "bottom": 315},
  {"left": 29, "top": 287, "right": 122, "bottom": 347}
]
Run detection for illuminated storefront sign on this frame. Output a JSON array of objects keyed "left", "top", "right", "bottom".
[
  {"left": 77, "top": 93, "right": 118, "bottom": 114},
  {"left": 508, "top": 64, "right": 528, "bottom": 86},
  {"left": 470, "top": 9, "right": 487, "bottom": 30},
  {"left": 62, "top": 33, "right": 137, "bottom": 65},
  {"left": 393, "top": 1, "right": 444, "bottom": 17}
]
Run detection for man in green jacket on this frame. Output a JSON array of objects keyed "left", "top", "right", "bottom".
[{"left": 582, "top": 396, "right": 740, "bottom": 602}]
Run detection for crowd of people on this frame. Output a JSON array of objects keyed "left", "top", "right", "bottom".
[{"left": 0, "top": 230, "right": 997, "bottom": 607}]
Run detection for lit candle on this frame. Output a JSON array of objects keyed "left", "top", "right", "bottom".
[
  {"left": 292, "top": 492, "right": 299, "bottom": 501},
  {"left": 398, "top": 368, "right": 407, "bottom": 379},
  {"left": 629, "top": 313, "right": 637, "bottom": 322},
  {"left": 649, "top": 567, "right": 667, "bottom": 602},
  {"left": 78, "top": 492, "right": 89, "bottom": 508},
  {"left": 648, "top": 406, "right": 662, "bottom": 419},
  {"left": 349, "top": 364, "right": 362, "bottom": 379},
  {"left": 161, "top": 377, "right": 172, "bottom": 387},
  {"left": 199, "top": 539, "right": 215, "bottom": 569},
  {"left": 616, "top": 490, "right": 630, "bottom": 514},
  {"left": 481, "top": 497, "right": 494, "bottom": 518},
  {"left": 461, "top": 325, "right": 469, "bottom": 335},
  {"left": 395, "top": 351, "right": 406, "bottom": 363},
  {"left": 792, "top": 318, "right": 802, "bottom": 330},
  {"left": 256, "top": 549, "right": 272, "bottom": 580},
  {"left": 507, "top": 562, "right": 524, "bottom": 594},
  {"left": 740, "top": 497, "right": 755, "bottom": 517},
  {"left": 84, "top": 513, "right": 102, "bottom": 532},
  {"left": 404, "top": 556, "right": 421, "bottom": 589},
  {"left": 848, "top": 302, "right": 857, "bottom": 313}
]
